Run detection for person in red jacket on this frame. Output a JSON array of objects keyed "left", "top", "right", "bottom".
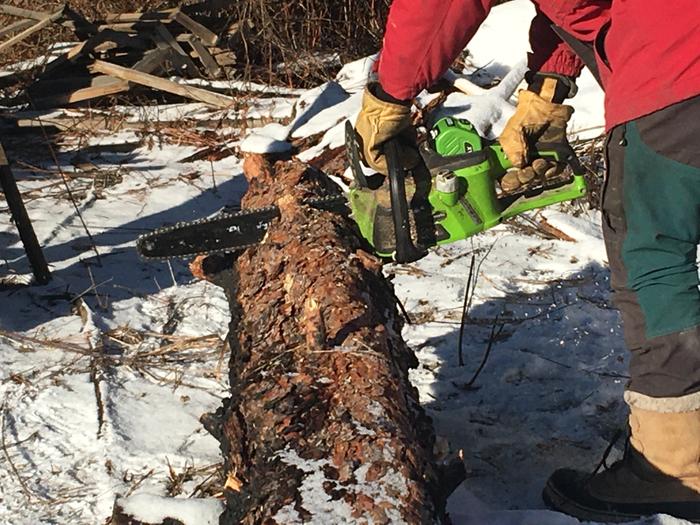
[{"left": 354, "top": 0, "right": 700, "bottom": 522}]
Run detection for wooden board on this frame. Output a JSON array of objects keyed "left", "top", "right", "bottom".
[
  {"left": 97, "top": 21, "right": 159, "bottom": 33},
  {"left": 0, "top": 19, "right": 34, "bottom": 39},
  {"left": 152, "top": 23, "right": 198, "bottom": 74},
  {"left": 183, "top": 35, "right": 221, "bottom": 79},
  {"left": 30, "top": 76, "right": 130, "bottom": 109},
  {"left": 93, "top": 30, "right": 150, "bottom": 53},
  {"left": 0, "top": 140, "right": 51, "bottom": 284},
  {"left": 0, "top": 8, "right": 64, "bottom": 54},
  {"left": 131, "top": 48, "right": 171, "bottom": 74},
  {"left": 0, "top": 4, "right": 50, "bottom": 21},
  {"left": 90, "top": 60, "right": 235, "bottom": 108},
  {"left": 173, "top": 11, "right": 218, "bottom": 46},
  {"left": 42, "top": 30, "right": 148, "bottom": 75},
  {"left": 0, "top": 3, "right": 96, "bottom": 36},
  {"left": 212, "top": 49, "right": 237, "bottom": 67},
  {"left": 104, "top": 9, "right": 177, "bottom": 23}
]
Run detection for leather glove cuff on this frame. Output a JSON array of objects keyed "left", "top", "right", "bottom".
[
  {"left": 355, "top": 85, "right": 418, "bottom": 174},
  {"left": 370, "top": 82, "right": 412, "bottom": 107},
  {"left": 498, "top": 89, "right": 574, "bottom": 167},
  {"left": 525, "top": 72, "right": 578, "bottom": 103}
]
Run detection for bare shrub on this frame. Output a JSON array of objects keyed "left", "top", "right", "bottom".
[{"left": 226, "top": 0, "right": 390, "bottom": 85}]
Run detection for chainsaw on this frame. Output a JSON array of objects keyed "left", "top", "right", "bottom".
[{"left": 136, "top": 117, "right": 586, "bottom": 263}]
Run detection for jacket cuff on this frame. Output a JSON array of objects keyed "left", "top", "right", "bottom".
[
  {"left": 526, "top": 72, "right": 578, "bottom": 103},
  {"left": 370, "top": 82, "right": 412, "bottom": 107},
  {"left": 528, "top": 45, "right": 584, "bottom": 80}
]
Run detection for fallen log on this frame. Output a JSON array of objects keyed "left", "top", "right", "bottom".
[{"left": 204, "top": 155, "right": 464, "bottom": 523}]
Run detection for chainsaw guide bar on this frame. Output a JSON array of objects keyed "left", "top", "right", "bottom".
[{"left": 136, "top": 194, "right": 346, "bottom": 260}]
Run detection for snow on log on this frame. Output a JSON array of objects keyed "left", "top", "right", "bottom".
[{"left": 203, "top": 154, "right": 465, "bottom": 524}]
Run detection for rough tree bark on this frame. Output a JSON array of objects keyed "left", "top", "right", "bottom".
[{"left": 202, "top": 155, "right": 465, "bottom": 524}]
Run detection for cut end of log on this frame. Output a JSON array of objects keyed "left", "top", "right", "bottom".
[
  {"left": 225, "top": 472, "right": 243, "bottom": 493},
  {"left": 189, "top": 256, "right": 209, "bottom": 281}
]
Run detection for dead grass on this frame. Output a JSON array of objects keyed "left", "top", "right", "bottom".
[{"left": 3, "top": 0, "right": 179, "bottom": 18}]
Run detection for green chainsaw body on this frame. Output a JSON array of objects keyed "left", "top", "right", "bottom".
[
  {"left": 136, "top": 117, "right": 588, "bottom": 262},
  {"left": 347, "top": 117, "right": 587, "bottom": 260}
]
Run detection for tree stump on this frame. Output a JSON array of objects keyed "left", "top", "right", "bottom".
[{"left": 204, "top": 155, "right": 464, "bottom": 524}]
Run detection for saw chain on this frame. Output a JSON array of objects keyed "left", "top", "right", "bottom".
[{"left": 136, "top": 194, "right": 346, "bottom": 260}]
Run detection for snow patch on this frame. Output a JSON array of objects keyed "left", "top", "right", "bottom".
[
  {"left": 273, "top": 447, "right": 355, "bottom": 524},
  {"left": 274, "top": 445, "right": 409, "bottom": 524},
  {"left": 240, "top": 124, "right": 293, "bottom": 154},
  {"left": 118, "top": 494, "right": 223, "bottom": 525}
]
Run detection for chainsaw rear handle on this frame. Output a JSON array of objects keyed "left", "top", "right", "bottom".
[
  {"left": 420, "top": 136, "right": 585, "bottom": 177},
  {"left": 385, "top": 139, "right": 427, "bottom": 264},
  {"left": 532, "top": 141, "right": 585, "bottom": 176}
]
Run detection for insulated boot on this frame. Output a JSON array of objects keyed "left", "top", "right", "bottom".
[{"left": 543, "top": 407, "right": 700, "bottom": 523}]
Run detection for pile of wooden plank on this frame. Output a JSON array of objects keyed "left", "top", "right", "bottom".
[
  {"left": 0, "top": 3, "right": 243, "bottom": 109},
  {"left": 0, "top": 4, "right": 95, "bottom": 53}
]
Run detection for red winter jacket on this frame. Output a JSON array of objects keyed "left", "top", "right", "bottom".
[{"left": 377, "top": 0, "right": 700, "bottom": 130}]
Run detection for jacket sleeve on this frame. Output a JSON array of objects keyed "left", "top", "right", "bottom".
[
  {"left": 529, "top": 0, "right": 611, "bottom": 77},
  {"left": 377, "top": 0, "right": 494, "bottom": 101}
]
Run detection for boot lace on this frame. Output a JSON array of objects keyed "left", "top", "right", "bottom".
[{"left": 589, "top": 428, "right": 630, "bottom": 478}]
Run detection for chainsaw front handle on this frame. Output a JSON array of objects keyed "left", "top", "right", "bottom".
[{"left": 385, "top": 138, "right": 427, "bottom": 264}]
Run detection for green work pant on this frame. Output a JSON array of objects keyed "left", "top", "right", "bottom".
[{"left": 603, "top": 95, "right": 700, "bottom": 405}]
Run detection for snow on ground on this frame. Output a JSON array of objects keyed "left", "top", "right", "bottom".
[{"left": 0, "top": 1, "right": 691, "bottom": 524}]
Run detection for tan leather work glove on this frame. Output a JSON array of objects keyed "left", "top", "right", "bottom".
[
  {"left": 499, "top": 84, "right": 574, "bottom": 169},
  {"left": 355, "top": 84, "right": 420, "bottom": 175}
]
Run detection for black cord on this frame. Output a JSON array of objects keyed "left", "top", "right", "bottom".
[
  {"left": 393, "top": 291, "right": 413, "bottom": 326},
  {"left": 463, "top": 314, "right": 502, "bottom": 388},
  {"left": 457, "top": 255, "right": 476, "bottom": 367},
  {"left": 591, "top": 428, "right": 625, "bottom": 477}
]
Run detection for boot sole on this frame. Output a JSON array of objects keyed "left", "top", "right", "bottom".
[
  {"left": 542, "top": 480, "right": 700, "bottom": 524},
  {"left": 543, "top": 481, "right": 641, "bottom": 523}
]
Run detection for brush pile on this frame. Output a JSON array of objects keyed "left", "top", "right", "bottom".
[
  {"left": 0, "top": 2, "right": 246, "bottom": 109},
  {"left": 0, "top": 0, "right": 391, "bottom": 109}
]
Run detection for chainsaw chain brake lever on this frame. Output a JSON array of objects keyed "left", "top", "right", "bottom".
[{"left": 385, "top": 139, "right": 428, "bottom": 264}]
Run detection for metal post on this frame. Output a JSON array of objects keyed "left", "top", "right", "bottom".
[{"left": 0, "top": 140, "right": 51, "bottom": 284}]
